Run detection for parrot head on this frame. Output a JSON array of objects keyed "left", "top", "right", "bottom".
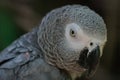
[{"left": 38, "top": 5, "right": 107, "bottom": 79}]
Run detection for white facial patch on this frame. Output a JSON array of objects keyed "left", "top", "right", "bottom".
[
  {"left": 65, "top": 23, "right": 104, "bottom": 57},
  {"left": 65, "top": 23, "right": 90, "bottom": 51}
]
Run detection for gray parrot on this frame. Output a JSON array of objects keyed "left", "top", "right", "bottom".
[{"left": 0, "top": 5, "right": 107, "bottom": 80}]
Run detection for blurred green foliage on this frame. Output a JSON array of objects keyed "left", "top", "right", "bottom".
[{"left": 0, "top": 8, "right": 23, "bottom": 51}]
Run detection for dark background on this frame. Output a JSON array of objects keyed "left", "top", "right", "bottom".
[{"left": 0, "top": 0, "right": 119, "bottom": 80}]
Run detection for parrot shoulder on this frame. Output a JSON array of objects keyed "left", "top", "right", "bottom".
[{"left": 0, "top": 28, "right": 42, "bottom": 69}]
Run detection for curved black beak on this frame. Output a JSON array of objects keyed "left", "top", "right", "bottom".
[
  {"left": 78, "top": 46, "right": 100, "bottom": 77},
  {"left": 88, "top": 46, "right": 100, "bottom": 66}
]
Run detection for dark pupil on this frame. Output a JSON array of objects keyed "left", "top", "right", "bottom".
[
  {"left": 71, "top": 30, "right": 74, "bottom": 34},
  {"left": 90, "top": 42, "right": 93, "bottom": 46}
]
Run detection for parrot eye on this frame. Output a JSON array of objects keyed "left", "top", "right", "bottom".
[{"left": 70, "top": 29, "right": 76, "bottom": 37}]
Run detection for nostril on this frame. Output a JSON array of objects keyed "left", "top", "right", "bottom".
[
  {"left": 78, "top": 48, "right": 89, "bottom": 68},
  {"left": 90, "top": 42, "right": 93, "bottom": 46}
]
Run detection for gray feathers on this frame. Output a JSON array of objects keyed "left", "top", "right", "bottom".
[
  {"left": 0, "top": 5, "right": 107, "bottom": 80},
  {"left": 0, "top": 26, "right": 69, "bottom": 80},
  {"left": 38, "top": 4, "right": 107, "bottom": 69},
  {"left": 38, "top": 5, "right": 106, "bottom": 41}
]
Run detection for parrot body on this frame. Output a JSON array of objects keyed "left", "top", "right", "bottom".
[
  {"left": 0, "top": 28, "right": 69, "bottom": 80},
  {"left": 0, "top": 5, "right": 107, "bottom": 80}
]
